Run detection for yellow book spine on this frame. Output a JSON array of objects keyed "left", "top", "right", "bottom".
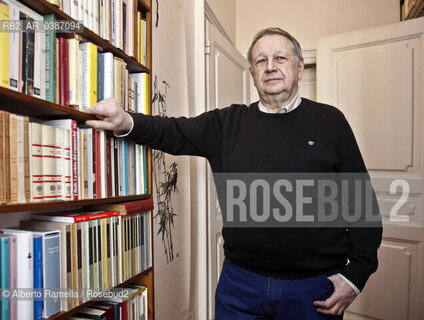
[
  {"left": 144, "top": 73, "right": 149, "bottom": 114},
  {"left": 89, "top": 43, "right": 98, "bottom": 107},
  {"left": 101, "top": 218, "right": 108, "bottom": 289},
  {"left": 67, "top": 38, "right": 79, "bottom": 106},
  {"left": 0, "top": 3, "right": 10, "bottom": 88}
]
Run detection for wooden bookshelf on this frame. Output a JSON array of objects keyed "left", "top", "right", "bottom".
[
  {"left": 0, "top": 194, "right": 152, "bottom": 213},
  {"left": 46, "top": 268, "right": 153, "bottom": 320},
  {"left": 18, "top": 0, "right": 151, "bottom": 73},
  {"left": 0, "top": 0, "right": 155, "bottom": 319},
  {"left": 0, "top": 87, "right": 96, "bottom": 124}
]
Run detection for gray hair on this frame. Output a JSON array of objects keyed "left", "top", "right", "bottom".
[{"left": 247, "top": 27, "right": 303, "bottom": 66}]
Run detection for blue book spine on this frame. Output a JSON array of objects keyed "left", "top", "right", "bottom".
[
  {"left": 33, "top": 236, "right": 43, "bottom": 320},
  {"left": 122, "top": 140, "right": 128, "bottom": 196},
  {"left": 43, "top": 233, "right": 61, "bottom": 318},
  {"left": 0, "top": 236, "right": 10, "bottom": 320},
  {"left": 97, "top": 53, "right": 104, "bottom": 102}
]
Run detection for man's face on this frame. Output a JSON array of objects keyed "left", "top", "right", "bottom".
[{"left": 249, "top": 34, "right": 304, "bottom": 105}]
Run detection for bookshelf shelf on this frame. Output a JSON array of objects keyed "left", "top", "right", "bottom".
[
  {"left": 0, "top": 194, "right": 152, "bottom": 213},
  {"left": 138, "top": 0, "right": 151, "bottom": 13},
  {"left": 0, "top": 87, "right": 97, "bottom": 124},
  {"left": 45, "top": 267, "right": 153, "bottom": 320},
  {"left": 18, "top": 0, "right": 151, "bottom": 73}
]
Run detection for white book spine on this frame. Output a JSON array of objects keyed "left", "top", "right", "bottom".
[
  {"left": 103, "top": 52, "right": 114, "bottom": 99},
  {"left": 129, "top": 73, "right": 144, "bottom": 114},
  {"left": 1, "top": 230, "right": 34, "bottom": 320},
  {"left": 68, "top": 38, "right": 79, "bottom": 106},
  {"left": 88, "top": 0, "right": 94, "bottom": 31},
  {"left": 84, "top": 0, "right": 89, "bottom": 28},
  {"left": 125, "top": 68, "right": 128, "bottom": 111},
  {"left": 63, "top": 0, "right": 71, "bottom": 16},
  {"left": 143, "top": 20, "right": 147, "bottom": 65},
  {"left": 79, "top": 42, "right": 90, "bottom": 110},
  {"left": 71, "top": 0, "right": 79, "bottom": 20},
  {"left": 79, "top": 0, "right": 84, "bottom": 25},
  {"left": 94, "top": 0, "right": 99, "bottom": 35},
  {"left": 17, "top": 116, "right": 25, "bottom": 203},
  {"left": 100, "top": 130, "right": 106, "bottom": 198},
  {"left": 78, "top": 48, "right": 83, "bottom": 110},
  {"left": 135, "top": 144, "right": 141, "bottom": 194},
  {"left": 33, "top": 27, "right": 41, "bottom": 98}
]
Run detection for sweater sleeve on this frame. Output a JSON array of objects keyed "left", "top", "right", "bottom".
[
  {"left": 337, "top": 115, "right": 383, "bottom": 291},
  {"left": 123, "top": 108, "right": 223, "bottom": 160}
]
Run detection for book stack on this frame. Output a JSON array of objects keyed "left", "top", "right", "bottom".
[
  {"left": 0, "top": 109, "right": 148, "bottom": 204},
  {"left": 0, "top": 228, "right": 61, "bottom": 319},
  {"left": 0, "top": 204, "right": 152, "bottom": 318},
  {"left": 0, "top": 0, "right": 149, "bottom": 112},
  {"left": 69, "top": 286, "right": 148, "bottom": 320}
]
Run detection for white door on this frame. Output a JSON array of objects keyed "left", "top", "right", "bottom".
[
  {"left": 317, "top": 17, "right": 424, "bottom": 320},
  {"left": 205, "top": 20, "right": 250, "bottom": 319}
]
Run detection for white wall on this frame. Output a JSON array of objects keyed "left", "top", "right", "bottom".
[
  {"left": 236, "top": 0, "right": 400, "bottom": 55},
  {"left": 206, "top": 0, "right": 237, "bottom": 44},
  {"left": 236, "top": 0, "right": 400, "bottom": 103},
  {"left": 151, "top": 0, "right": 192, "bottom": 319}
]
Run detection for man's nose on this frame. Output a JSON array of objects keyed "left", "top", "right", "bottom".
[{"left": 265, "top": 59, "right": 276, "bottom": 71}]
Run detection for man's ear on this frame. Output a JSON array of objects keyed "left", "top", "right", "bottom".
[
  {"left": 298, "top": 58, "right": 305, "bottom": 81},
  {"left": 249, "top": 67, "right": 257, "bottom": 87}
]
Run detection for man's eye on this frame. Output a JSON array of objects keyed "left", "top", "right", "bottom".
[
  {"left": 256, "top": 59, "right": 266, "bottom": 65},
  {"left": 275, "top": 56, "right": 287, "bottom": 62}
]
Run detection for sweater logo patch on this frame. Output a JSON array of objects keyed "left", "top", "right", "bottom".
[{"left": 308, "top": 140, "right": 315, "bottom": 146}]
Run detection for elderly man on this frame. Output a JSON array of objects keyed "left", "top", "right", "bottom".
[{"left": 86, "top": 27, "right": 382, "bottom": 320}]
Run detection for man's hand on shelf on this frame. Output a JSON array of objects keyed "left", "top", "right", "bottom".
[{"left": 85, "top": 97, "right": 133, "bottom": 133}]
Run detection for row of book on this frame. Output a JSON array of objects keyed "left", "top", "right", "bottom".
[
  {"left": 0, "top": 198, "right": 153, "bottom": 319},
  {"left": 54, "top": 0, "right": 148, "bottom": 63},
  {"left": 68, "top": 285, "right": 148, "bottom": 320},
  {"left": 0, "top": 0, "right": 149, "bottom": 112},
  {"left": 0, "top": 110, "right": 148, "bottom": 204}
]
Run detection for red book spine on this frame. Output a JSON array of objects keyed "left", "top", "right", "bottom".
[
  {"left": 95, "top": 130, "right": 101, "bottom": 198},
  {"left": 71, "top": 210, "right": 119, "bottom": 222},
  {"left": 71, "top": 121, "right": 79, "bottom": 200},
  {"left": 121, "top": 301, "right": 128, "bottom": 320},
  {"left": 124, "top": 198, "right": 154, "bottom": 215},
  {"left": 58, "top": 37, "right": 70, "bottom": 108},
  {"left": 106, "top": 138, "right": 112, "bottom": 198}
]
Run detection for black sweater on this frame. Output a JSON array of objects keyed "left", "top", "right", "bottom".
[{"left": 126, "top": 98, "right": 382, "bottom": 291}]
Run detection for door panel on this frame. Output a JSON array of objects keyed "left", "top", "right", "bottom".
[
  {"left": 205, "top": 20, "right": 250, "bottom": 319},
  {"left": 317, "top": 17, "right": 424, "bottom": 320}
]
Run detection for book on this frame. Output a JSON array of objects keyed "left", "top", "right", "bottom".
[
  {"left": 32, "top": 210, "right": 119, "bottom": 223},
  {"left": 20, "top": 220, "right": 70, "bottom": 311},
  {"left": 27, "top": 229, "right": 62, "bottom": 318},
  {"left": 0, "top": 235, "right": 10, "bottom": 320},
  {"left": 68, "top": 35, "right": 81, "bottom": 108},
  {"left": 76, "top": 307, "right": 107, "bottom": 319},
  {"left": 0, "top": 2, "right": 10, "bottom": 88},
  {"left": 4, "top": 0, "right": 20, "bottom": 91},
  {"left": 42, "top": 119, "right": 78, "bottom": 200},
  {"left": 44, "top": 14, "right": 56, "bottom": 102},
  {"left": 0, "top": 229, "right": 34, "bottom": 320},
  {"left": 8, "top": 234, "right": 17, "bottom": 320},
  {"left": 41, "top": 124, "right": 59, "bottom": 200},
  {"left": 58, "top": 36, "right": 70, "bottom": 107},
  {"left": 33, "top": 235, "right": 43, "bottom": 320},
  {"left": 80, "top": 41, "right": 98, "bottom": 111},
  {"left": 29, "top": 122, "right": 44, "bottom": 202},
  {"left": 89, "top": 198, "right": 154, "bottom": 216}
]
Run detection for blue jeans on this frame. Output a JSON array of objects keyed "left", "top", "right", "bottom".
[{"left": 215, "top": 260, "right": 343, "bottom": 320}]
